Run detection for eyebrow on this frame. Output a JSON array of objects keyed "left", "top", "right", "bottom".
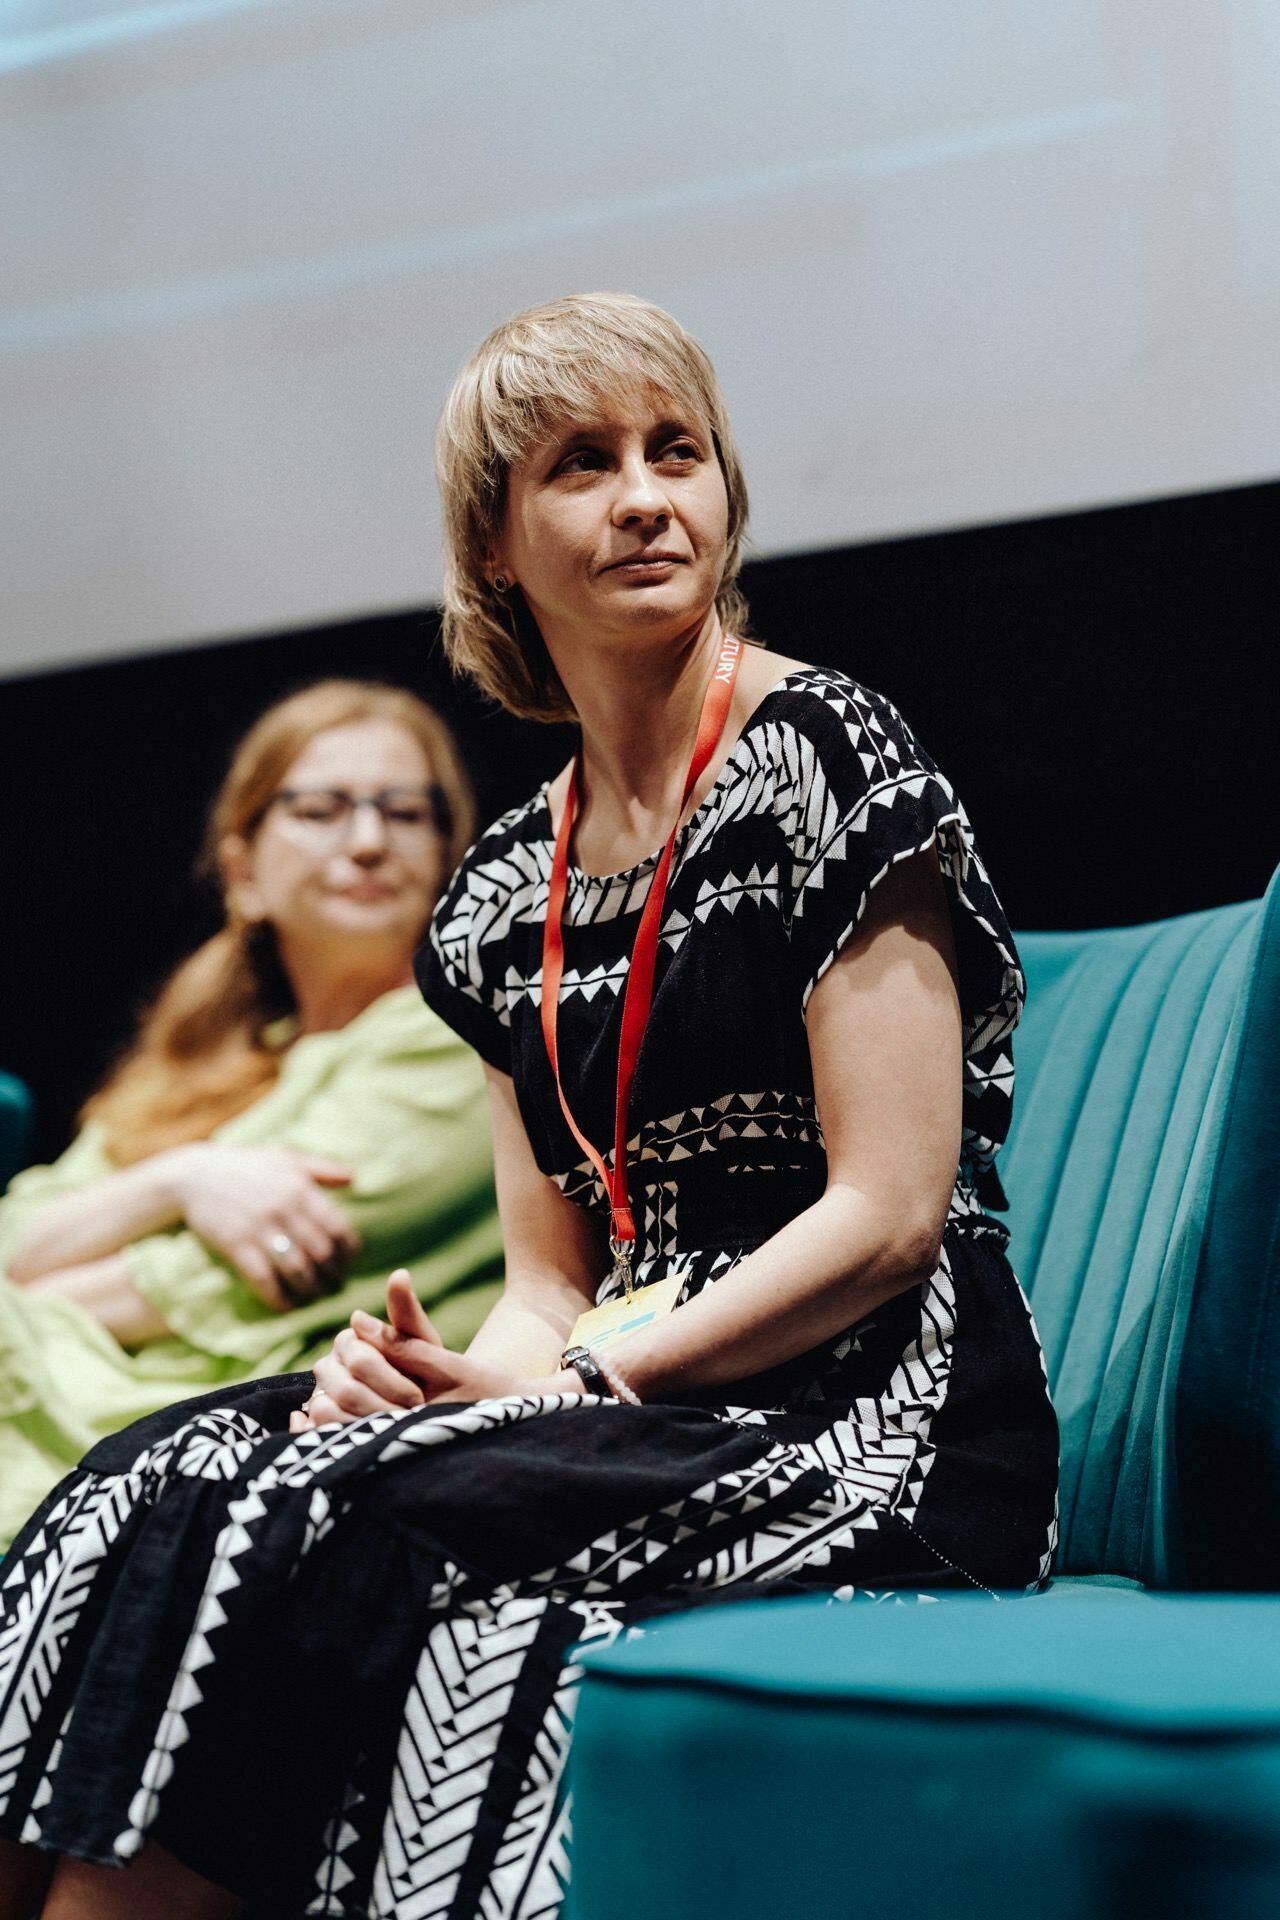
[
  {"left": 650, "top": 417, "right": 704, "bottom": 442},
  {"left": 548, "top": 415, "right": 705, "bottom": 455}
]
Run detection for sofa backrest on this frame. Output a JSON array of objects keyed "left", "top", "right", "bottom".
[{"left": 1003, "top": 868, "right": 1280, "bottom": 1588}]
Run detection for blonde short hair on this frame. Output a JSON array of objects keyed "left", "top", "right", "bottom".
[{"left": 435, "top": 292, "right": 751, "bottom": 723}]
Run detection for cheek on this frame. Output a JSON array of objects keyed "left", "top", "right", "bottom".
[
  {"left": 402, "top": 843, "right": 447, "bottom": 906},
  {"left": 510, "top": 500, "right": 593, "bottom": 592},
  {"left": 698, "top": 471, "right": 731, "bottom": 550},
  {"left": 249, "top": 841, "right": 319, "bottom": 913}
]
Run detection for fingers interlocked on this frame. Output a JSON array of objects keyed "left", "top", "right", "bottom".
[
  {"left": 287, "top": 1270, "right": 457, "bottom": 1432},
  {"left": 310, "top": 1326, "right": 427, "bottom": 1418}
]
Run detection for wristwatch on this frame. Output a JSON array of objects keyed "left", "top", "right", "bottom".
[{"left": 560, "top": 1345, "right": 615, "bottom": 1398}]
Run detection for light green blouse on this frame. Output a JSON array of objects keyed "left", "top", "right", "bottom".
[{"left": 0, "top": 986, "right": 503, "bottom": 1544}]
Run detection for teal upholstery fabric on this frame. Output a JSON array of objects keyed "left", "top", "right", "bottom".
[
  {"left": 568, "top": 879, "right": 1280, "bottom": 1917},
  {"left": 0, "top": 1071, "right": 32, "bottom": 1194},
  {"left": 570, "top": 1593, "right": 1280, "bottom": 1920},
  {"left": 1176, "top": 874, "right": 1280, "bottom": 1588},
  {"left": 1002, "top": 869, "right": 1280, "bottom": 1586}
]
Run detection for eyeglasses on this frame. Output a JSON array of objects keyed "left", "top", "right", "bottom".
[{"left": 268, "top": 785, "right": 451, "bottom": 847}]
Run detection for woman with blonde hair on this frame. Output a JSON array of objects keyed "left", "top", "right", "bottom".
[
  {"left": 0, "top": 678, "right": 501, "bottom": 1545},
  {"left": 0, "top": 296, "right": 1056, "bottom": 1920}
]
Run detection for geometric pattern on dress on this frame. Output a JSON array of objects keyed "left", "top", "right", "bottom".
[
  {"left": 555, "top": 1095, "right": 1002, "bottom": 1282},
  {"left": 0, "top": 1476, "right": 124, "bottom": 1822},
  {"left": 294, "top": 1408, "right": 958, "bottom": 1914},
  {"left": 482, "top": 1602, "right": 619, "bottom": 1920},
  {"left": 3, "top": 1357, "right": 977, "bottom": 1909},
  {"left": 431, "top": 671, "right": 1021, "bottom": 1040},
  {"left": 552, "top": 1089, "right": 823, "bottom": 1202},
  {"left": 0, "top": 1405, "right": 264, "bottom": 1839},
  {"left": 19, "top": 1373, "right": 953, "bottom": 1910},
  {"left": 356, "top": 1594, "right": 618, "bottom": 1920},
  {"left": 0, "top": 1276, "right": 1056, "bottom": 1918},
  {"left": 427, "top": 668, "right": 1024, "bottom": 1244},
  {"left": 285, "top": 1349, "right": 986, "bottom": 1919},
  {"left": 372, "top": 1596, "right": 553, "bottom": 1918}
]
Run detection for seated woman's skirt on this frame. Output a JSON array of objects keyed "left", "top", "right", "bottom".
[{"left": 0, "top": 1231, "right": 1057, "bottom": 1918}]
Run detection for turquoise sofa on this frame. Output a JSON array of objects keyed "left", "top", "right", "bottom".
[{"left": 569, "top": 870, "right": 1280, "bottom": 1917}]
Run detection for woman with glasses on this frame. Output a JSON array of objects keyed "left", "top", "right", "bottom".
[{"left": 0, "top": 678, "right": 501, "bottom": 1549}]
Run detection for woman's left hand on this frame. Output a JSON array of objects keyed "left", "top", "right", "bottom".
[{"left": 289, "top": 1270, "right": 552, "bottom": 1430}]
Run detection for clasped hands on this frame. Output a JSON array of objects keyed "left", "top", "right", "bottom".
[{"left": 289, "top": 1269, "right": 575, "bottom": 1432}]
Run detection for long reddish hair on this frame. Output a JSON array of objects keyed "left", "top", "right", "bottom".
[{"left": 83, "top": 680, "right": 475, "bottom": 1166}]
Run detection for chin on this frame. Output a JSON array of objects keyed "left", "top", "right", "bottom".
[
  {"left": 608, "top": 590, "right": 709, "bottom": 634},
  {"left": 316, "top": 900, "right": 415, "bottom": 938}
]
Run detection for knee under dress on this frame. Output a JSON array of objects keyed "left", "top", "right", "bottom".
[{"left": 0, "top": 667, "right": 1058, "bottom": 1918}]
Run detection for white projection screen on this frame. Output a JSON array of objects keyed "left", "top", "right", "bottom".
[{"left": 1, "top": 0, "right": 1277, "bottom": 678}]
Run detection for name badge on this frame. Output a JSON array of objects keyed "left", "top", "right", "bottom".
[{"left": 568, "top": 1272, "right": 687, "bottom": 1353}]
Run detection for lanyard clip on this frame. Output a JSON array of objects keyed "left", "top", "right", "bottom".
[{"left": 608, "top": 1233, "right": 635, "bottom": 1304}]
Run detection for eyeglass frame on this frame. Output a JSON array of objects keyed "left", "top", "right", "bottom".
[{"left": 263, "top": 783, "right": 453, "bottom": 843}]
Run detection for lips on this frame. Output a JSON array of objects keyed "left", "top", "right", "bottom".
[
  {"left": 604, "top": 551, "right": 684, "bottom": 571},
  {"left": 336, "top": 882, "right": 397, "bottom": 901}
]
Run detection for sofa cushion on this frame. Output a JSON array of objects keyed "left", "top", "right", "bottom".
[{"left": 570, "top": 1592, "right": 1280, "bottom": 1920}]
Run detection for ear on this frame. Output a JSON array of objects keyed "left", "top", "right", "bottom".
[{"left": 218, "top": 833, "right": 265, "bottom": 926}]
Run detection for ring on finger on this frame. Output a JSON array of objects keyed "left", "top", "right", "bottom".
[{"left": 268, "top": 1231, "right": 296, "bottom": 1264}]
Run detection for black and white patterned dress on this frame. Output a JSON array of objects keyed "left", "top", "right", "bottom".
[{"left": 0, "top": 666, "right": 1057, "bottom": 1918}]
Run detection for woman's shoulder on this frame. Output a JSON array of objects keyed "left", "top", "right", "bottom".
[
  {"left": 282, "top": 986, "right": 474, "bottom": 1075},
  {"left": 738, "top": 662, "right": 952, "bottom": 820},
  {"left": 412, "top": 789, "right": 554, "bottom": 1071},
  {"left": 440, "top": 789, "right": 550, "bottom": 899},
  {"left": 426, "top": 788, "right": 551, "bottom": 958},
  {"left": 757, "top": 663, "right": 934, "bottom": 759}
]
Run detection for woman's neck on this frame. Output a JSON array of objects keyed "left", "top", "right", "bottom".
[
  {"left": 561, "top": 610, "right": 723, "bottom": 821},
  {"left": 544, "top": 612, "right": 804, "bottom": 876},
  {"left": 279, "top": 947, "right": 416, "bottom": 1036}
]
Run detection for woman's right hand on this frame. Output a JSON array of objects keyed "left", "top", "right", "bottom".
[
  {"left": 171, "top": 1144, "right": 360, "bottom": 1310},
  {"left": 289, "top": 1270, "right": 437, "bottom": 1429}
]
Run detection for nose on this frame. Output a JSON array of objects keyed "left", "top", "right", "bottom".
[
  {"left": 345, "top": 799, "right": 390, "bottom": 862},
  {"left": 611, "top": 448, "right": 671, "bottom": 529}
]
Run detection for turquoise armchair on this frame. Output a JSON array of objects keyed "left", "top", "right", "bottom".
[{"left": 569, "top": 870, "right": 1280, "bottom": 1917}]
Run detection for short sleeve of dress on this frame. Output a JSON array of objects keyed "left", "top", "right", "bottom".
[
  {"left": 778, "top": 671, "right": 1024, "bottom": 1178},
  {"left": 415, "top": 802, "right": 545, "bottom": 1077}
]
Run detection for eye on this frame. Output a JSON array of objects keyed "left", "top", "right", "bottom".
[
  {"left": 658, "top": 437, "right": 702, "bottom": 465},
  {"left": 381, "top": 788, "right": 438, "bottom": 828},
  {"left": 555, "top": 447, "right": 606, "bottom": 476},
  {"left": 286, "top": 792, "right": 344, "bottom": 823}
]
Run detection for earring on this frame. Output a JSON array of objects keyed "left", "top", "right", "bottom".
[{"left": 493, "top": 574, "right": 510, "bottom": 594}]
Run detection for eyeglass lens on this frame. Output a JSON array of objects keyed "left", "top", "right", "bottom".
[{"left": 273, "top": 787, "right": 448, "bottom": 841}]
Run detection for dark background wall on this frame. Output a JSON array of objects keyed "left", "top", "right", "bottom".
[{"left": 2, "top": 476, "right": 1274, "bottom": 1166}]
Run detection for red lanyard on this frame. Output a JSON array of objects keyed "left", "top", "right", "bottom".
[{"left": 540, "top": 634, "right": 743, "bottom": 1298}]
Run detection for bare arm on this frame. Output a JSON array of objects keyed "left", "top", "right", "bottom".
[
  {"left": 8, "top": 1142, "right": 357, "bottom": 1313},
  {"left": 609, "top": 848, "right": 961, "bottom": 1395},
  {"left": 6, "top": 1152, "right": 191, "bottom": 1282},
  {"left": 22, "top": 1255, "right": 171, "bottom": 1347},
  {"left": 463, "top": 1066, "right": 605, "bottom": 1374}
]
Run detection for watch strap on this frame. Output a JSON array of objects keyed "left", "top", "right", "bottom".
[{"left": 560, "top": 1345, "right": 615, "bottom": 1399}]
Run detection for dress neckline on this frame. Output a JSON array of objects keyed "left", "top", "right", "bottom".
[{"left": 540, "top": 665, "right": 816, "bottom": 885}]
